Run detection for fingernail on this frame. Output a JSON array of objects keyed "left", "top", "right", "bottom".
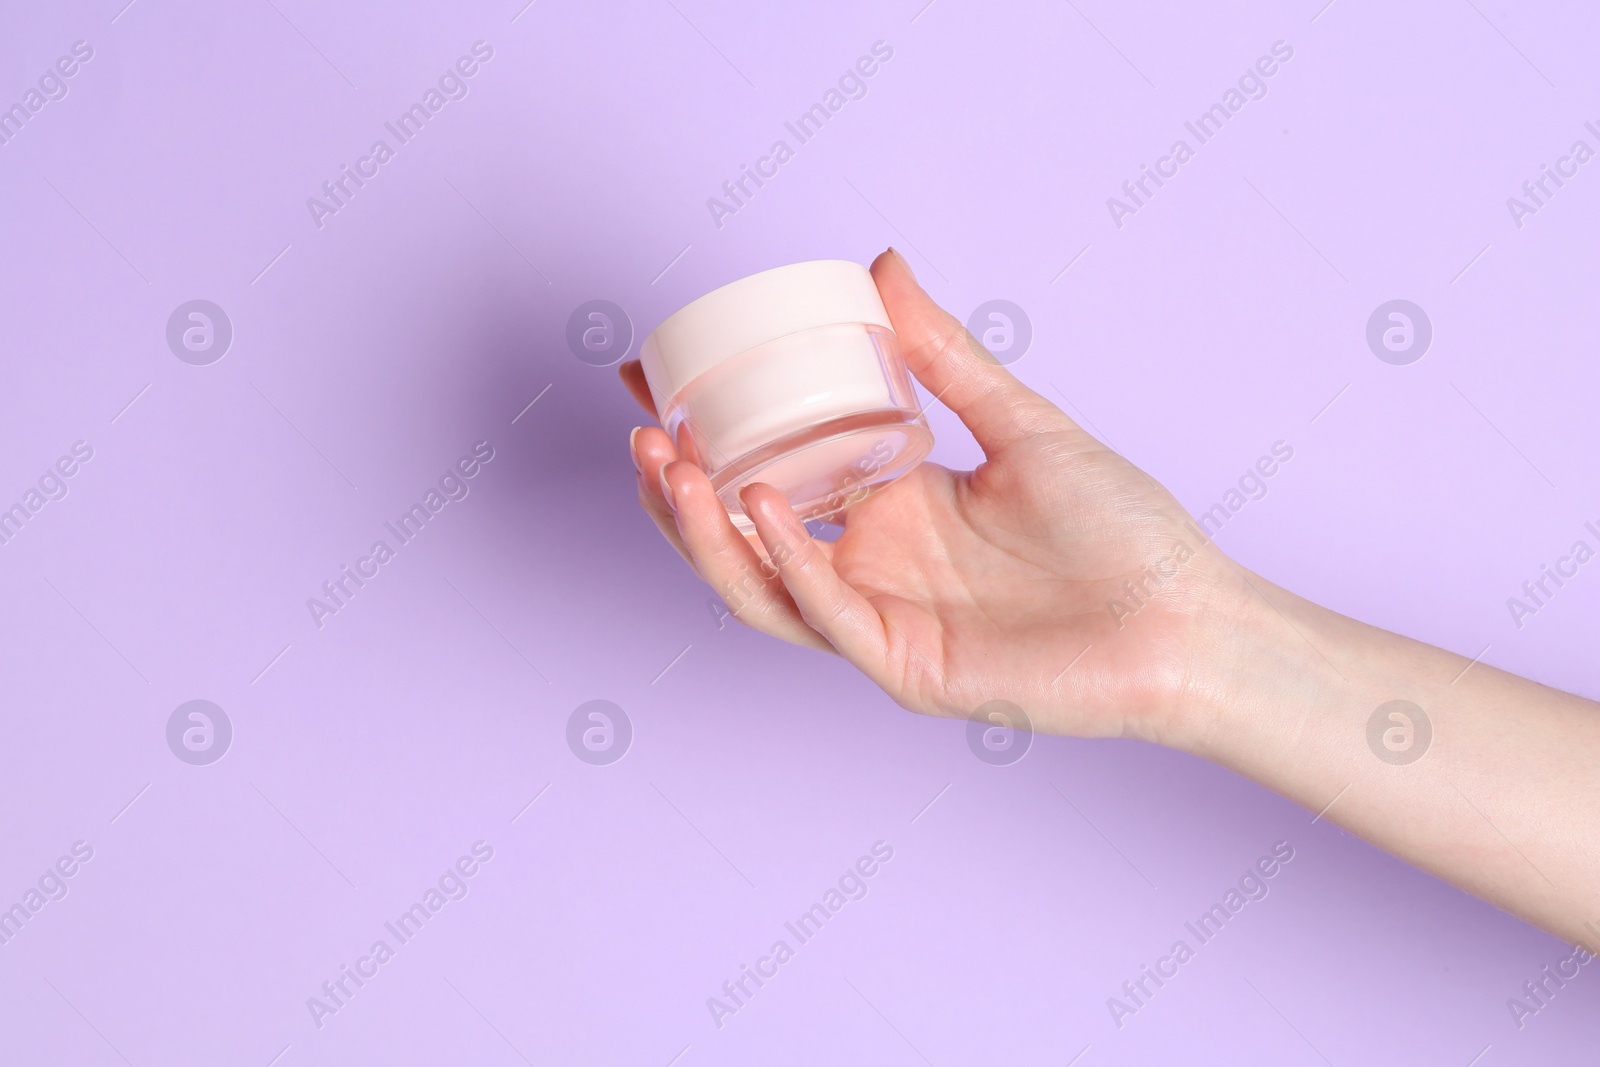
[
  {"left": 889, "top": 247, "right": 916, "bottom": 281},
  {"left": 658, "top": 464, "right": 676, "bottom": 511},
  {"left": 628, "top": 427, "right": 642, "bottom": 473}
]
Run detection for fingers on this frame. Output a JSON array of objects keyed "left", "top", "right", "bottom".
[
  {"left": 635, "top": 423, "right": 834, "bottom": 652},
  {"left": 739, "top": 482, "right": 890, "bottom": 670},
  {"left": 631, "top": 426, "right": 696, "bottom": 574},
  {"left": 618, "top": 360, "right": 657, "bottom": 418},
  {"left": 870, "top": 248, "right": 1068, "bottom": 456},
  {"left": 661, "top": 463, "right": 835, "bottom": 653}
]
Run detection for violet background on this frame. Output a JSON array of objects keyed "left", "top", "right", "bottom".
[{"left": 2, "top": 0, "right": 1598, "bottom": 1063}]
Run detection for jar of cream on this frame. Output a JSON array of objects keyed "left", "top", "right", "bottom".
[{"left": 640, "top": 260, "right": 934, "bottom": 532}]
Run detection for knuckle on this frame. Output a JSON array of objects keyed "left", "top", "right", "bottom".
[{"left": 788, "top": 538, "right": 824, "bottom": 579}]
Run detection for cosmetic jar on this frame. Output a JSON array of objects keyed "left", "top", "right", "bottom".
[{"left": 640, "top": 260, "right": 933, "bottom": 533}]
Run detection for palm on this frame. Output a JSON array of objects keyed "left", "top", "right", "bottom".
[{"left": 825, "top": 427, "right": 1216, "bottom": 738}]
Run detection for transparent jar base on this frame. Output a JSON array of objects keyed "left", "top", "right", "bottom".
[
  {"left": 657, "top": 322, "right": 933, "bottom": 534},
  {"left": 709, "top": 410, "right": 933, "bottom": 533}
]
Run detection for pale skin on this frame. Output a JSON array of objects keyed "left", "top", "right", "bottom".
[{"left": 621, "top": 249, "right": 1600, "bottom": 949}]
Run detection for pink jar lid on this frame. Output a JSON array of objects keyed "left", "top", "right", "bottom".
[{"left": 639, "top": 260, "right": 893, "bottom": 415}]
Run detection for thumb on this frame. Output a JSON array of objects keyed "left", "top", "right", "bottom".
[{"left": 870, "top": 249, "right": 1066, "bottom": 457}]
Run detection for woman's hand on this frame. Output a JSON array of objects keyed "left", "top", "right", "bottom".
[
  {"left": 621, "top": 249, "right": 1250, "bottom": 748},
  {"left": 624, "top": 248, "right": 1600, "bottom": 947}
]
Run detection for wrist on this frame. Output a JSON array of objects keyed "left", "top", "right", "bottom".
[{"left": 1166, "top": 563, "right": 1352, "bottom": 761}]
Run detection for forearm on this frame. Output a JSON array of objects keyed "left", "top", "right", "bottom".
[{"left": 1184, "top": 570, "right": 1600, "bottom": 947}]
